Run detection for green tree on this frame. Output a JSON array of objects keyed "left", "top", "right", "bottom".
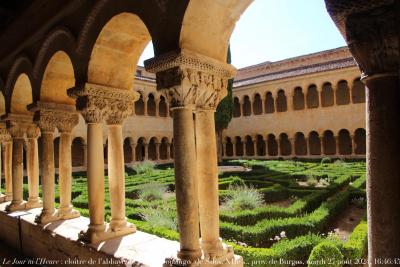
[{"left": 215, "top": 46, "right": 233, "bottom": 162}]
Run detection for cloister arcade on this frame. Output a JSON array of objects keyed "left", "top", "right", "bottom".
[
  {"left": 233, "top": 78, "right": 364, "bottom": 117},
  {"left": 0, "top": 0, "right": 397, "bottom": 266},
  {"left": 223, "top": 128, "right": 366, "bottom": 159}
]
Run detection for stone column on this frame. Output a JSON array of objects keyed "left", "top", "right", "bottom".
[
  {"left": 166, "top": 142, "right": 171, "bottom": 159},
  {"left": 106, "top": 90, "right": 137, "bottom": 236},
  {"left": 335, "top": 136, "right": 340, "bottom": 156},
  {"left": 83, "top": 144, "right": 87, "bottom": 167},
  {"left": 130, "top": 142, "right": 136, "bottom": 162},
  {"left": 232, "top": 141, "right": 237, "bottom": 157},
  {"left": 144, "top": 143, "right": 149, "bottom": 160},
  {"left": 145, "top": 49, "right": 240, "bottom": 264},
  {"left": 350, "top": 134, "right": 356, "bottom": 156},
  {"left": 5, "top": 118, "right": 29, "bottom": 212},
  {"left": 324, "top": 2, "right": 400, "bottom": 262},
  {"left": 3, "top": 140, "right": 12, "bottom": 201},
  {"left": 253, "top": 137, "right": 257, "bottom": 157},
  {"left": 56, "top": 113, "right": 80, "bottom": 220},
  {"left": 68, "top": 83, "right": 138, "bottom": 243},
  {"left": 0, "top": 127, "right": 12, "bottom": 202},
  {"left": 155, "top": 99, "right": 160, "bottom": 117},
  {"left": 222, "top": 142, "right": 227, "bottom": 158},
  {"left": 155, "top": 142, "right": 160, "bottom": 160},
  {"left": 33, "top": 111, "right": 58, "bottom": 224},
  {"left": 25, "top": 125, "right": 42, "bottom": 209},
  {"left": 143, "top": 95, "right": 148, "bottom": 116}
]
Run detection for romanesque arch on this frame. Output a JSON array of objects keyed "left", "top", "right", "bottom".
[
  {"left": 308, "top": 131, "right": 321, "bottom": 155},
  {"left": 267, "top": 134, "right": 278, "bottom": 156},
  {"left": 72, "top": 137, "right": 85, "bottom": 167},
  {"left": 135, "top": 137, "right": 146, "bottom": 161},
  {"left": 233, "top": 97, "right": 241, "bottom": 117},
  {"left": 160, "top": 137, "right": 169, "bottom": 160},
  {"left": 245, "top": 135, "right": 254, "bottom": 156},
  {"left": 279, "top": 133, "right": 291, "bottom": 156},
  {"left": 9, "top": 73, "right": 33, "bottom": 115},
  {"left": 338, "top": 129, "right": 352, "bottom": 155},
  {"left": 235, "top": 136, "right": 244, "bottom": 156},
  {"left": 323, "top": 130, "right": 336, "bottom": 155},
  {"left": 159, "top": 96, "right": 168, "bottom": 117},
  {"left": 352, "top": 78, "right": 365, "bottom": 104},
  {"left": 148, "top": 137, "right": 158, "bottom": 160},
  {"left": 253, "top": 93, "right": 262, "bottom": 115},
  {"left": 135, "top": 92, "right": 145, "bottom": 115},
  {"left": 242, "top": 95, "right": 251, "bottom": 116},
  {"left": 225, "top": 137, "right": 234, "bottom": 157},
  {"left": 84, "top": 12, "right": 151, "bottom": 90},
  {"left": 276, "top": 90, "right": 287, "bottom": 112},
  {"left": 265, "top": 92, "right": 275, "bottom": 113},
  {"left": 321, "top": 82, "right": 334, "bottom": 107},
  {"left": 256, "top": 135, "right": 266, "bottom": 156},
  {"left": 147, "top": 93, "right": 156, "bottom": 116},
  {"left": 123, "top": 137, "right": 133, "bottom": 163},
  {"left": 293, "top": 87, "right": 305, "bottom": 110},
  {"left": 306, "top": 84, "right": 319, "bottom": 108},
  {"left": 294, "top": 132, "right": 307, "bottom": 155},
  {"left": 336, "top": 80, "right": 350, "bottom": 105},
  {"left": 354, "top": 128, "right": 366, "bottom": 155}
]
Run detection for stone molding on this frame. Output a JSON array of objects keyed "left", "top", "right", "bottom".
[
  {"left": 0, "top": 124, "right": 11, "bottom": 142},
  {"left": 68, "top": 83, "right": 139, "bottom": 124},
  {"left": 2, "top": 113, "right": 34, "bottom": 139},
  {"left": 144, "top": 49, "right": 236, "bottom": 109},
  {"left": 28, "top": 102, "right": 79, "bottom": 133}
]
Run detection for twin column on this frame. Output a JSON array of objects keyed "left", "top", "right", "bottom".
[
  {"left": 68, "top": 83, "right": 136, "bottom": 243},
  {"left": 145, "top": 50, "right": 238, "bottom": 264}
]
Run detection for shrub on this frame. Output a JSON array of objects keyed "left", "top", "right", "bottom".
[
  {"left": 139, "top": 182, "right": 167, "bottom": 201},
  {"left": 308, "top": 242, "right": 344, "bottom": 267},
  {"left": 343, "top": 220, "right": 367, "bottom": 260},
  {"left": 222, "top": 185, "right": 264, "bottom": 211},
  {"left": 320, "top": 157, "right": 332, "bottom": 164},
  {"left": 133, "top": 160, "right": 156, "bottom": 175},
  {"left": 139, "top": 207, "right": 177, "bottom": 231}
]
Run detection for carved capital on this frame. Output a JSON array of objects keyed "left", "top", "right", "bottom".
[
  {"left": 26, "top": 125, "right": 40, "bottom": 139},
  {"left": 0, "top": 126, "right": 11, "bottom": 142},
  {"left": 144, "top": 49, "right": 236, "bottom": 109},
  {"left": 2, "top": 113, "right": 33, "bottom": 139},
  {"left": 68, "top": 83, "right": 138, "bottom": 124},
  {"left": 28, "top": 102, "right": 78, "bottom": 133},
  {"left": 326, "top": 0, "right": 399, "bottom": 77}
]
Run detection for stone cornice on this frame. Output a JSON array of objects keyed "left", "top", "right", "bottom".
[{"left": 68, "top": 83, "right": 139, "bottom": 124}]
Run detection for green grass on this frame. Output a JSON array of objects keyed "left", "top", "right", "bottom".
[{"left": 23, "top": 159, "right": 366, "bottom": 266}]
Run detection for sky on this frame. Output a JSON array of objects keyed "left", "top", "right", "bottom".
[{"left": 138, "top": 0, "right": 346, "bottom": 68}]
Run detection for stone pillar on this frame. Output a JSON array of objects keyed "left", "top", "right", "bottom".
[
  {"left": 253, "top": 138, "right": 257, "bottom": 157},
  {"left": 56, "top": 113, "right": 80, "bottom": 220},
  {"left": 243, "top": 139, "right": 247, "bottom": 157},
  {"left": 324, "top": 1, "right": 400, "bottom": 262},
  {"left": 222, "top": 142, "right": 227, "bottom": 158},
  {"left": 155, "top": 142, "right": 160, "bottom": 160},
  {"left": 232, "top": 141, "right": 237, "bottom": 157},
  {"left": 5, "top": 117, "right": 30, "bottom": 212},
  {"left": 143, "top": 95, "right": 148, "bottom": 116},
  {"left": 130, "top": 142, "right": 136, "bottom": 162},
  {"left": 145, "top": 49, "right": 241, "bottom": 265},
  {"left": 335, "top": 136, "right": 340, "bottom": 156},
  {"left": 106, "top": 95, "right": 136, "bottom": 236},
  {"left": 0, "top": 127, "right": 12, "bottom": 202},
  {"left": 350, "top": 134, "right": 356, "bottom": 156},
  {"left": 144, "top": 143, "right": 149, "bottom": 160},
  {"left": 3, "top": 140, "right": 12, "bottom": 201},
  {"left": 155, "top": 99, "right": 160, "bottom": 117},
  {"left": 68, "top": 82, "right": 138, "bottom": 243},
  {"left": 166, "top": 142, "right": 171, "bottom": 159},
  {"left": 25, "top": 125, "right": 42, "bottom": 209}
]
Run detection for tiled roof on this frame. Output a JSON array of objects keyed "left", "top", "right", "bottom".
[{"left": 233, "top": 58, "right": 357, "bottom": 88}]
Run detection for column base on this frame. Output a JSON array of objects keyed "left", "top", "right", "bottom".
[
  {"left": 5, "top": 193, "right": 13, "bottom": 202},
  {"left": 26, "top": 197, "right": 42, "bottom": 209},
  {"left": 56, "top": 206, "right": 81, "bottom": 220},
  {"left": 35, "top": 210, "right": 60, "bottom": 225},
  {"left": 0, "top": 194, "right": 7, "bottom": 203},
  {"left": 79, "top": 222, "right": 136, "bottom": 244},
  {"left": 5, "top": 200, "right": 27, "bottom": 212}
]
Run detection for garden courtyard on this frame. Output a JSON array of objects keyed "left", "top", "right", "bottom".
[{"left": 22, "top": 159, "right": 367, "bottom": 266}]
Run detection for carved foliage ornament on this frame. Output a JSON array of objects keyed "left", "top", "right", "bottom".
[
  {"left": 0, "top": 128, "right": 11, "bottom": 142},
  {"left": 144, "top": 50, "right": 236, "bottom": 109},
  {"left": 68, "top": 83, "right": 138, "bottom": 124},
  {"left": 345, "top": 3, "right": 399, "bottom": 76}
]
